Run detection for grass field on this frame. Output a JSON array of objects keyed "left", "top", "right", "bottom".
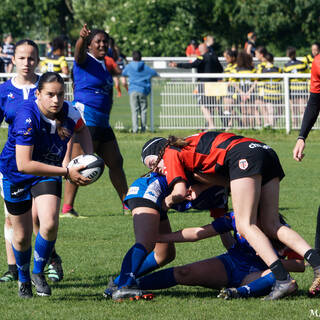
[{"left": 1, "top": 92, "right": 320, "bottom": 319}]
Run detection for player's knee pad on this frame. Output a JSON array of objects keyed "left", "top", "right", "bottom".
[{"left": 4, "top": 224, "right": 13, "bottom": 243}]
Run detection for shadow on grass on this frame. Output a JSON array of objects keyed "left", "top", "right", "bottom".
[{"left": 151, "top": 288, "right": 308, "bottom": 300}]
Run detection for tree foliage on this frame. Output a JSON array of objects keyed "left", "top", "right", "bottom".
[{"left": 0, "top": 0, "right": 319, "bottom": 56}]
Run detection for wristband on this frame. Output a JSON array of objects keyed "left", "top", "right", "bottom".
[
  {"left": 64, "top": 167, "right": 70, "bottom": 180},
  {"left": 297, "top": 136, "right": 305, "bottom": 142}
]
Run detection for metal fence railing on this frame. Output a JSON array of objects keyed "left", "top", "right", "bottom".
[
  {"left": 62, "top": 56, "right": 297, "bottom": 72},
  {"left": 0, "top": 72, "right": 313, "bottom": 133},
  {"left": 155, "top": 73, "right": 312, "bottom": 133}
]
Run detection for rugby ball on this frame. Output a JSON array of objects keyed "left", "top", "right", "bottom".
[{"left": 67, "top": 154, "right": 104, "bottom": 185}]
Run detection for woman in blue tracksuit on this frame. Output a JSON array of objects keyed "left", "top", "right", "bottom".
[
  {"left": 0, "top": 72, "right": 93, "bottom": 298},
  {"left": 62, "top": 24, "right": 128, "bottom": 217}
]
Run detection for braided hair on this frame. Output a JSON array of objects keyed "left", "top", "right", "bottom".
[{"left": 143, "top": 135, "right": 190, "bottom": 175}]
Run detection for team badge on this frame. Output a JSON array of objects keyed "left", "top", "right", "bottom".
[{"left": 239, "top": 159, "right": 248, "bottom": 170}]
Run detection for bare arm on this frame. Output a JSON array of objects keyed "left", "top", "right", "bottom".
[
  {"left": 163, "top": 181, "right": 188, "bottom": 210},
  {"left": 157, "top": 224, "right": 218, "bottom": 243},
  {"left": 193, "top": 172, "right": 228, "bottom": 187},
  {"left": 74, "top": 24, "right": 91, "bottom": 65},
  {"left": 62, "top": 136, "right": 73, "bottom": 168},
  {"left": 16, "top": 144, "right": 90, "bottom": 185},
  {"left": 61, "top": 65, "right": 69, "bottom": 75}
]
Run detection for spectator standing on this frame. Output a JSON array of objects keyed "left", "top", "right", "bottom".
[
  {"left": 185, "top": 40, "right": 200, "bottom": 57},
  {"left": 204, "top": 35, "right": 215, "bottom": 54},
  {"left": 107, "top": 37, "right": 128, "bottom": 97},
  {"left": 234, "top": 50, "right": 256, "bottom": 128},
  {"left": 244, "top": 32, "right": 257, "bottom": 57},
  {"left": 170, "top": 43, "right": 223, "bottom": 128},
  {"left": 122, "top": 50, "right": 158, "bottom": 133},
  {"left": 223, "top": 49, "right": 238, "bottom": 128},
  {"left": 302, "top": 43, "right": 320, "bottom": 70},
  {"left": 258, "top": 52, "right": 282, "bottom": 128},
  {"left": 1, "top": 34, "right": 14, "bottom": 73},
  {"left": 40, "top": 37, "right": 69, "bottom": 75},
  {"left": 283, "top": 47, "right": 309, "bottom": 128}
]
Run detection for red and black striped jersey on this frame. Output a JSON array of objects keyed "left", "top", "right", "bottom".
[
  {"left": 162, "top": 131, "right": 260, "bottom": 188},
  {"left": 310, "top": 55, "right": 320, "bottom": 94}
]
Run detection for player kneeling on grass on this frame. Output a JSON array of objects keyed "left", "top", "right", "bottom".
[
  {"left": 0, "top": 72, "right": 93, "bottom": 298},
  {"left": 134, "top": 212, "right": 305, "bottom": 300},
  {"left": 104, "top": 169, "right": 231, "bottom": 301}
]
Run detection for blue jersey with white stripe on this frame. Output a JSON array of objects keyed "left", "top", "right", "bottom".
[
  {"left": 125, "top": 172, "right": 169, "bottom": 212},
  {"left": 212, "top": 212, "right": 267, "bottom": 270},
  {"left": 0, "top": 100, "right": 82, "bottom": 184},
  {"left": 73, "top": 53, "right": 113, "bottom": 127},
  {"left": 125, "top": 172, "right": 227, "bottom": 214},
  {"left": 0, "top": 78, "right": 38, "bottom": 136}
]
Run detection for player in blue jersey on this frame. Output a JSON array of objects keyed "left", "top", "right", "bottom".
[
  {"left": 0, "top": 39, "right": 39, "bottom": 284},
  {"left": 0, "top": 40, "right": 64, "bottom": 284},
  {"left": 106, "top": 142, "right": 231, "bottom": 301},
  {"left": 61, "top": 24, "right": 128, "bottom": 217},
  {"left": 0, "top": 72, "right": 93, "bottom": 298},
  {"left": 134, "top": 212, "right": 304, "bottom": 300}
]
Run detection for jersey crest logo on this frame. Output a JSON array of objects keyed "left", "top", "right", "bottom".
[
  {"left": 127, "top": 186, "right": 139, "bottom": 195},
  {"left": 25, "top": 118, "right": 32, "bottom": 124},
  {"left": 23, "top": 127, "right": 32, "bottom": 135},
  {"left": 7, "top": 92, "right": 14, "bottom": 99},
  {"left": 239, "top": 159, "right": 248, "bottom": 170}
]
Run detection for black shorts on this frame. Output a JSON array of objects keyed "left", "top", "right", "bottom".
[
  {"left": 197, "top": 83, "right": 217, "bottom": 106},
  {"left": 87, "top": 126, "right": 116, "bottom": 143},
  {"left": 126, "top": 198, "right": 168, "bottom": 221},
  {"left": 5, "top": 180, "right": 62, "bottom": 216},
  {"left": 224, "top": 141, "right": 285, "bottom": 185}
]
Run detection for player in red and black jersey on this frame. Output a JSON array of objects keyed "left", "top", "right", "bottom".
[
  {"left": 144, "top": 131, "right": 320, "bottom": 299},
  {"left": 294, "top": 54, "right": 320, "bottom": 160},
  {"left": 293, "top": 54, "right": 320, "bottom": 275}
]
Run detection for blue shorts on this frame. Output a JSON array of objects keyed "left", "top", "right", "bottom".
[
  {"left": 218, "top": 252, "right": 266, "bottom": 287},
  {"left": 0, "top": 176, "right": 61, "bottom": 215},
  {"left": 73, "top": 101, "right": 110, "bottom": 128}
]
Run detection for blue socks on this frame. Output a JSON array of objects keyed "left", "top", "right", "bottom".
[
  {"left": 137, "top": 267, "right": 177, "bottom": 290},
  {"left": 117, "top": 243, "right": 148, "bottom": 288},
  {"left": 33, "top": 233, "right": 56, "bottom": 274},
  {"left": 114, "top": 251, "right": 159, "bottom": 286},
  {"left": 12, "top": 245, "right": 32, "bottom": 283},
  {"left": 236, "top": 273, "right": 276, "bottom": 298}
]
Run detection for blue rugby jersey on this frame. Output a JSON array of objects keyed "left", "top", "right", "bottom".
[
  {"left": 212, "top": 212, "right": 268, "bottom": 270},
  {"left": 0, "top": 77, "right": 38, "bottom": 136},
  {"left": 124, "top": 172, "right": 227, "bottom": 214},
  {"left": 124, "top": 172, "right": 169, "bottom": 212},
  {"left": 0, "top": 100, "right": 83, "bottom": 184},
  {"left": 73, "top": 53, "right": 113, "bottom": 127}
]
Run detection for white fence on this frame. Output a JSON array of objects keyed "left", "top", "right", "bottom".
[
  {"left": 0, "top": 72, "right": 314, "bottom": 133},
  {"left": 62, "top": 56, "right": 296, "bottom": 71},
  {"left": 155, "top": 73, "right": 313, "bottom": 133}
]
